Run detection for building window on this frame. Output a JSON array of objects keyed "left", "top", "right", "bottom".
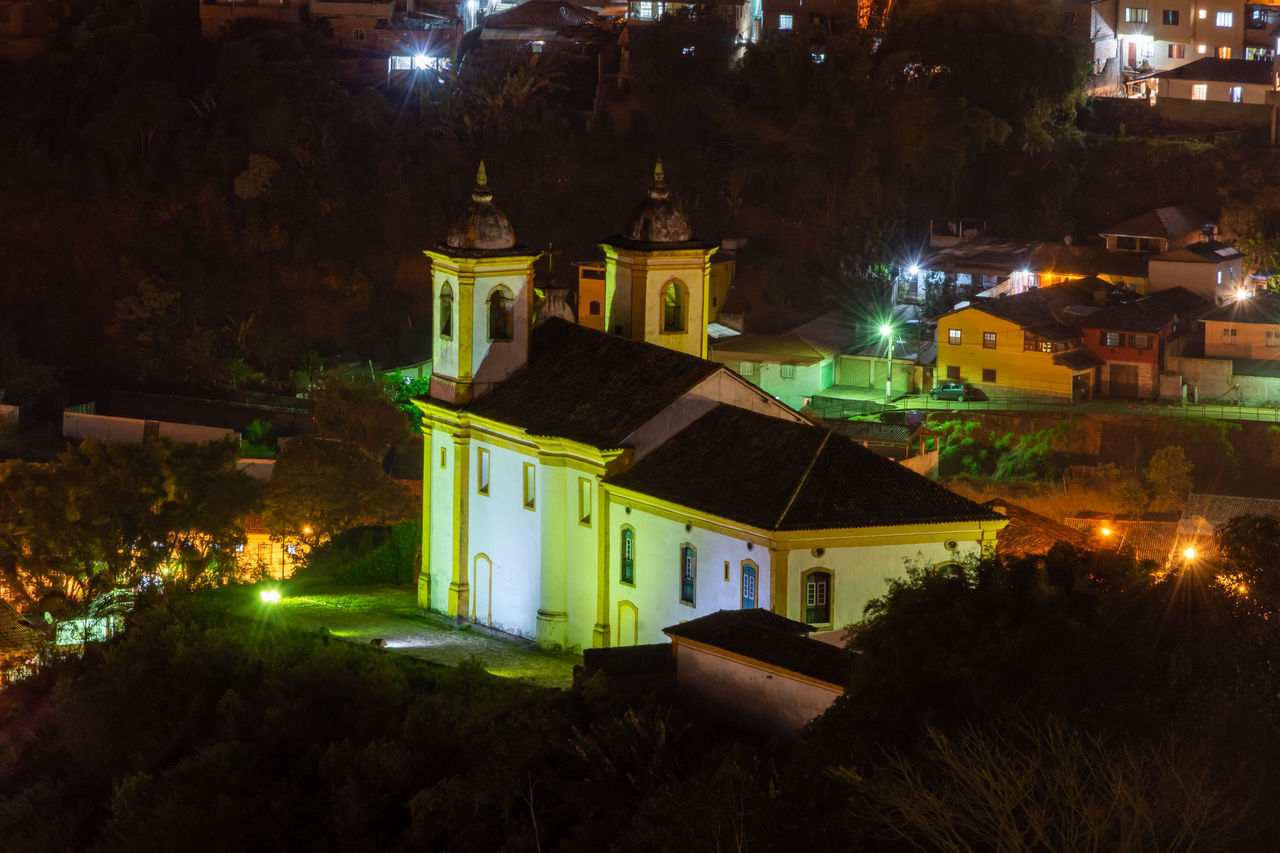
[
  {"left": 948, "top": 328, "right": 962, "bottom": 346},
  {"left": 477, "top": 448, "right": 490, "bottom": 495},
  {"left": 1129, "top": 334, "right": 1152, "bottom": 349},
  {"left": 578, "top": 477, "right": 591, "bottom": 525},
  {"left": 1104, "top": 331, "right": 1123, "bottom": 347},
  {"left": 680, "top": 544, "right": 696, "bottom": 605},
  {"left": 488, "top": 286, "right": 514, "bottom": 340},
  {"left": 1217, "top": 46, "right": 1232, "bottom": 58},
  {"left": 662, "top": 280, "right": 687, "bottom": 333},
  {"left": 523, "top": 463, "right": 536, "bottom": 509},
  {"left": 738, "top": 361, "right": 756, "bottom": 377},
  {"left": 1217, "top": 269, "right": 1223, "bottom": 285},
  {"left": 1229, "top": 86, "right": 1243, "bottom": 103},
  {"left": 1198, "top": 7, "right": 1206, "bottom": 18},
  {"left": 620, "top": 526, "right": 635, "bottom": 584},
  {"left": 804, "top": 570, "right": 830, "bottom": 625},
  {"left": 778, "top": 13, "right": 792, "bottom": 28},
  {"left": 947, "top": 365, "right": 961, "bottom": 380},
  {"left": 982, "top": 331, "right": 997, "bottom": 349},
  {"left": 353, "top": 27, "right": 365, "bottom": 40},
  {"left": 1266, "top": 330, "right": 1280, "bottom": 348},
  {"left": 440, "top": 447, "right": 447, "bottom": 469},
  {"left": 637, "top": 0, "right": 653, "bottom": 18},
  {"left": 1216, "top": 11, "right": 1232, "bottom": 27},
  {"left": 1169, "top": 43, "right": 1185, "bottom": 58},
  {"left": 982, "top": 368, "right": 996, "bottom": 383},
  {"left": 741, "top": 561, "right": 757, "bottom": 609},
  {"left": 724, "top": 561, "right": 730, "bottom": 581},
  {"left": 588, "top": 300, "right": 601, "bottom": 315},
  {"left": 780, "top": 364, "right": 796, "bottom": 380},
  {"left": 1162, "top": 9, "right": 1179, "bottom": 25},
  {"left": 439, "top": 284, "right": 453, "bottom": 339},
  {"left": 1024, "top": 332, "right": 1041, "bottom": 352},
  {"left": 1222, "top": 327, "right": 1238, "bottom": 344},
  {"left": 1192, "top": 84, "right": 1208, "bottom": 100},
  {"left": 1124, "top": 7, "right": 1148, "bottom": 23},
  {"left": 1197, "top": 43, "right": 1207, "bottom": 53}
]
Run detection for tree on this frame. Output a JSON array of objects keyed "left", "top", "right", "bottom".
[
  {"left": 263, "top": 436, "right": 415, "bottom": 549},
  {"left": 1115, "top": 479, "right": 1150, "bottom": 520},
  {"left": 1213, "top": 514, "right": 1280, "bottom": 617},
  {"left": 1145, "top": 445, "right": 1193, "bottom": 508},
  {"left": 310, "top": 371, "right": 410, "bottom": 458}
]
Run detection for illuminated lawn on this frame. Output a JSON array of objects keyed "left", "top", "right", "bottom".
[{"left": 235, "top": 585, "right": 578, "bottom": 687}]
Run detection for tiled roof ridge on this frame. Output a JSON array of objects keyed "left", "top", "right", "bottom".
[{"left": 773, "top": 429, "right": 831, "bottom": 529}]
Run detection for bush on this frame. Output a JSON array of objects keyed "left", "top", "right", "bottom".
[{"left": 299, "top": 521, "right": 421, "bottom": 586}]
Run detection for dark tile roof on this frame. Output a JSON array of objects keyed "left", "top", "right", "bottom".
[
  {"left": 981, "top": 499, "right": 1092, "bottom": 557},
  {"left": 479, "top": 0, "right": 598, "bottom": 29},
  {"left": 1080, "top": 287, "right": 1210, "bottom": 333},
  {"left": 606, "top": 405, "right": 1003, "bottom": 531},
  {"left": 1153, "top": 240, "right": 1245, "bottom": 264},
  {"left": 1063, "top": 517, "right": 1180, "bottom": 563},
  {"left": 1100, "top": 205, "right": 1214, "bottom": 239},
  {"left": 0, "top": 599, "right": 44, "bottom": 655},
  {"left": 824, "top": 420, "right": 918, "bottom": 445},
  {"left": 1148, "top": 58, "right": 1277, "bottom": 85},
  {"left": 1201, "top": 291, "right": 1280, "bottom": 325},
  {"left": 946, "top": 281, "right": 1100, "bottom": 341},
  {"left": 452, "top": 319, "right": 720, "bottom": 448},
  {"left": 663, "top": 608, "right": 851, "bottom": 686},
  {"left": 1053, "top": 349, "right": 1105, "bottom": 370}
]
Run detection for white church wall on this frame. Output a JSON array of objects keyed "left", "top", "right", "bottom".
[
  {"left": 785, "top": 537, "right": 983, "bottom": 634},
  {"left": 431, "top": 274, "right": 459, "bottom": 379},
  {"left": 470, "top": 276, "right": 533, "bottom": 392},
  {"left": 425, "top": 427, "right": 456, "bottom": 614},
  {"left": 607, "top": 498, "right": 771, "bottom": 647},
  {"left": 465, "top": 438, "right": 543, "bottom": 640}
]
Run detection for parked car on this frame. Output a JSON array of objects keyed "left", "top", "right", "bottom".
[{"left": 929, "top": 382, "right": 981, "bottom": 402}]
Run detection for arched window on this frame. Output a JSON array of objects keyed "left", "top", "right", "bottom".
[
  {"left": 589, "top": 300, "right": 601, "bottom": 316},
  {"left": 804, "top": 570, "right": 831, "bottom": 625},
  {"left": 662, "top": 281, "right": 686, "bottom": 333},
  {"left": 679, "top": 543, "right": 696, "bottom": 605},
  {"left": 488, "top": 286, "right": 513, "bottom": 341},
  {"left": 439, "top": 284, "right": 454, "bottom": 340},
  {"left": 741, "top": 561, "right": 757, "bottom": 609},
  {"left": 620, "top": 526, "right": 635, "bottom": 584}
]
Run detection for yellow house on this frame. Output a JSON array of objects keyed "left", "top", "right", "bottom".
[{"left": 935, "top": 283, "right": 1104, "bottom": 401}]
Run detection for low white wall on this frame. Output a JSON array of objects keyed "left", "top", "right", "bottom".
[
  {"left": 674, "top": 641, "right": 841, "bottom": 736},
  {"left": 64, "top": 412, "right": 237, "bottom": 444}
]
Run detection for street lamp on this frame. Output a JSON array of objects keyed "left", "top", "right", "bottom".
[{"left": 880, "top": 323, "right": 894, "bottom": 403}]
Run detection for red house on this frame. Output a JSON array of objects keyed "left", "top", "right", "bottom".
[{"left": 1080, "top": 287, "right": 1208, "bottom": 398}]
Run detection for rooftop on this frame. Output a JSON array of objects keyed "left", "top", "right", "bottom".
[
  {"left": 1100, "top": 204, "right": 1214, "bottom": 240},
  {"left": 663, "top": 608, "right": 851, "bottom": 687},
  {"left": 1151, "top": 240, "right": 1245, "bottom": 265},
  {"left": 1201, "top": 291, "right": 1280, "bottom": 325},
  {"left": 440, "top": 319, "right": 720, "bottom": 448},
  {"left": 606, "top": 404, "right": 1003, "bottom": 532},
  {"left": 981, "top": 499, "right": 1091, "bottom": 557},
  {"left": 1147, "top": 57, "right": 1277, "bottom": 85},
  {"left": 1081, "top": 287, "right": 1210, "bottom": 333},
  {"left": 939, "top": 281, "right": 1103, "bottom": 341}
]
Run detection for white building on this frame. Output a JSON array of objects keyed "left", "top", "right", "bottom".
[{"left": 415, "top": 163, "right": 1006, "bottom": 651}]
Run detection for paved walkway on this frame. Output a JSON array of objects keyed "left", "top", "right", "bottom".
[{"left": 239, "top": 586, "right": 579, "bottom": 688}]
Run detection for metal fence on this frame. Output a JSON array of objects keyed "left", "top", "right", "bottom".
[{"left": 900, "top": 396, "right": 1280, "bottom": 423}]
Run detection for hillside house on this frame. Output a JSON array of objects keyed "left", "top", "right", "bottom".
[{"left": 1080, "top": 287, "right": 1209, "bottom": 397}]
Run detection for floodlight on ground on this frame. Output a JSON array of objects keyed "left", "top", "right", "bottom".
[{"left": 260, "top": 589, "right": 282, "bottom": 603}]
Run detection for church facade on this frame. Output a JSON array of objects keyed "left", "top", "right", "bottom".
[{"left": 415, "top": 164, "right": 1006, "bottom": 650}]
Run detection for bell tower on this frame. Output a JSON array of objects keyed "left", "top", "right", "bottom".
[
  {"left": 598, "top": 161, "right": 716, "bottom": 359},
  {"left": 425, "top": 163, "right": 541, "bottom": 404}
]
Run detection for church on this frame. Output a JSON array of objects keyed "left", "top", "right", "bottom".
[{"left": 413, "top": 163, "right": 1006, "bottom": 650}]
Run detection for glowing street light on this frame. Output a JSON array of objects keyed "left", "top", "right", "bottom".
[
  {"left": 1100, "top": 527, "right": 1112, "bottom": 537},
  {"left": 1183, "top": 546, "right": 1197, "bottom": 561},
  {"left": 880, "top": 323, "right": 894, "bottom": 403},
  {"left": 1236, "top": 288, "right": 1253, "bottom": 301},
  {"left": 260, "top": 589, "right": 282, "bottom": 604}
]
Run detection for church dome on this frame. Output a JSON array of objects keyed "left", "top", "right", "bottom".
[
  {"left": 623, "top": 160, "right": 692, "bottom": 244},
  {"left": 446, "top": 162, "right": 516, "bottom": 251}
]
